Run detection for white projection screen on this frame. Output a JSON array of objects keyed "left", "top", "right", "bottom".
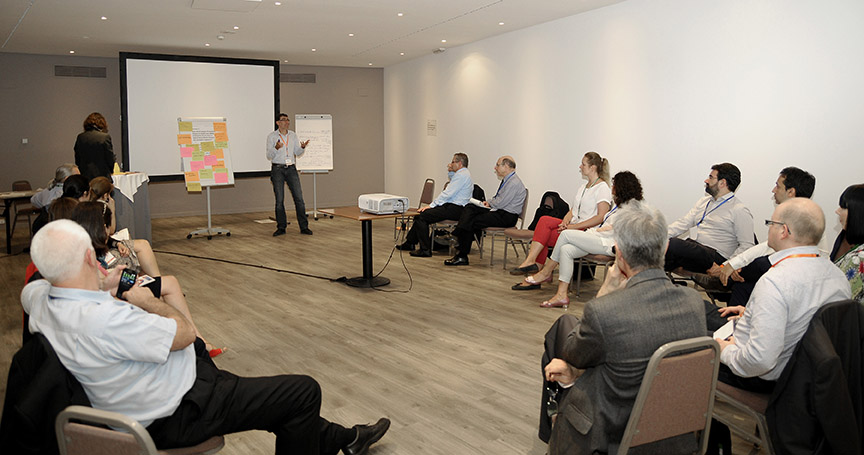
[{"left": 120, "top": 53, "right": 279, "bottom": 180}]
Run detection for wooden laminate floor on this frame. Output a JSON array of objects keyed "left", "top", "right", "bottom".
[{"left": 0, "top": 213, "right": 760, "bottom": 455}]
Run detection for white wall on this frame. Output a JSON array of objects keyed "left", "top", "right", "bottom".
[{"left": 384, "top": 0, "right": 864, "bottom": 252}]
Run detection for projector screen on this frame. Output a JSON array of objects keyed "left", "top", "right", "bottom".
[{"left": 120, "top": 53, "right": 279, "bottom": 180}]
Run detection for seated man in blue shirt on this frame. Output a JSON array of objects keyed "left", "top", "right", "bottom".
[
  {"left": 397, "top": 153, "right": 472, "bottom": 257},
  {"left": 23, "top": 220, "right": 390, "bottom": 455},
  {"left": 445, "top": 156, "right": 527, "bottom": 266}
]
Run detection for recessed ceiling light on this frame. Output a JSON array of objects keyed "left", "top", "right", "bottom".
[
  {"left": 205, "top": 43, "right": 210, "bottom": 47},
  {"left": 284, "top": 60, "right": 288, "bottom": 62},
  {"left": 274, "top": 1, "right": 281, "bottom": 5},
  {"left": 311, "top": 48, "right": 317, "bottom": 52},
  {"left": 233, "top": 26, "right": 239, "bottom": 30},
  {"left": 368, "top": 63, "right": 373, "bottom": 66},
  {"left": 69, "top": 50, "right": 75, "bottom": 54},
  {"left": 348, "top": 33, "right": 354, "bottom": 37},
  {"left": 400, "top": 52, "right": 405, "bottom": 56},
  {"left": 441, "top": 39, "right": 447, "bottom": 43},
  {"left": 498, "top": 22, "right": 505, "bottom": 26},
  {"left": 101, "top": 16, "right": 107, "bottom": 20},
  {"left": 83, "top": 35, "right": 90, "bottom": 39},
  {"left": 397, "top": 12, "right": 403, "bottom": 17}
]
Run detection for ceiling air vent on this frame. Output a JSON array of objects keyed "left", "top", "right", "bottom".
[
  {"left": 55, "top": 66, "right": 107, "bottom": 78},
  {"left": 280, "top": 73, "right": 316, "bottom": 83}
]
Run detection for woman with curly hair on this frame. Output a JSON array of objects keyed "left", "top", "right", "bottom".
[
  {"left": 831, "top": 184, "right": 864, "bottom": 302},
  {"left": 74, "top": 112, "right": 117, "bottom": 180},
  {"left": 511, "top": 171, "right": 644, "bottom": 309}
]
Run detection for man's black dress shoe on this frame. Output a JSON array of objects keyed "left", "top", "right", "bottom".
[
  {"left": 409, "top": 249, "right": 432, "bottom": 257},
  {"left": 300, "top": 228, "right": 313, "bottom": 235},
  {"left": 344, "top": 418, "right": 391, "bottom": 455},
  {"left": 444, "top": 256, "right": 469, "bottom": 266},
  {"left": 395, "top": 242, "right": 414, "bottom": 251},
  {"left": 272, "top": 229, "right": 286, "bottom": 237}
]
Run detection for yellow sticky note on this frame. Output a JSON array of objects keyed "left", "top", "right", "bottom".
[
  {"left": 214, "top": 132, "right": 229, "bottom": 142},
  {"left": 177, "top": 134, "right": 192, "bottom": 145},
  {"left": 213, "top": 122, "right": 227, "bottom": 132},
  {"left": 186, "top": 182, "right": 202, "bottom": 192},
  {"left": 178, "top": 122, "right": 193, "bottom": 132},
  {"left": 200, "top": 141, "right": 215, "bottom": 152},
  {"left": 199, "top": 169, "right": 214, "bottom": 180},
  {"left": 191, "top": 143, "right": 200, "bottom": 152},
  {"left": 185, "top": 171, "right": 199, "bottom": 182},
  {"left": 215, "top": 142, "right": 229, "bottom": 149}
]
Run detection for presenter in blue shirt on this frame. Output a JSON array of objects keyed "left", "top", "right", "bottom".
[
  {"left": 397, "top": 153, "right": 473, "bottom": 257},
  {"left": 267, "top": 113, "right": 313, "bottom": 236}
]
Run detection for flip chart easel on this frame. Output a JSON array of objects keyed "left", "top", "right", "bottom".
[
  {"left": 177, "top": 116, "right": 234, "bottom": 240},
  {"left": 295, "top": 114, "right": 334, "bottom": 220}
]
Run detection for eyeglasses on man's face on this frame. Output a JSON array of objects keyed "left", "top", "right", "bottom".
[{"left": 764, "top": 219, "right": 791, "bottom": 234}]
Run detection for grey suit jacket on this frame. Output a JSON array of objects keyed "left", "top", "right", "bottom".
[{"left": 548, "top": 268, "right": 706, "bottom": 455}]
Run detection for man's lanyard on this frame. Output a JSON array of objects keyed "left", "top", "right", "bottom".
[
  {"left": 495, "top": 172, "right": 514, "bottom": 198},
  {"left": 698, "top": 195, "right": 734, "bottom": 225},
  {"left": 277, "top": 132, "right": 290, "bottom": 150},
  {"left": 772, "top": 253, "right": 819, "bottom": 268},
  {"left": 599, "top": 204, "right": 617, "bottom": 227}
]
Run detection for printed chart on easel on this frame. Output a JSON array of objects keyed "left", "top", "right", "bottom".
[{"left": 177, "top": 117, "right": 235, "bottom": 191}]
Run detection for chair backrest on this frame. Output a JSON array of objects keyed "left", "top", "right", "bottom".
[
  {"left": 617, "top": 336, "right": 721, "bottom": 455},
  {"left": 57, "top": 405, "right": 159, "bottom": 455},
  {"left": 13, "top": 180, "right": 32, "bottom": 191},
  {"left": 419, "top": 178, "right": 435, "bottom": 207}
]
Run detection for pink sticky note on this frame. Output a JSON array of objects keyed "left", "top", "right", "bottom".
[
  {"left": 190, "top": 161, "right": 205, "bottom": 172},
  {"left": 214, "top": 172, "right": 229, "bottom": 184},
  {"left": 180, "top": 147, "right": 193, "bottom": 158},
  {"left": 204, "top": 155, "right": 217, "bottom": 166}
]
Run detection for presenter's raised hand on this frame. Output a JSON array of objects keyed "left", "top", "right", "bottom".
[
  {"left": 275, "top": 140, "right": 283, "bottom": 150},
  {"left": 301, "top": 139, "right": 311, "bottom": 148}
]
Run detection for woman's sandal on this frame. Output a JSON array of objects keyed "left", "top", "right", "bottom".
[{"left": 539, "top": 297, "right": 570, "bottom": 309}]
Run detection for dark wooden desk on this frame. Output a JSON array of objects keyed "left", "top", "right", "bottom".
[
  {"left": 320, "top": 206, "right": 419, "bottom": 288},
  {"left": 1, "top": 189, "right": 39, "bottom": 254}
]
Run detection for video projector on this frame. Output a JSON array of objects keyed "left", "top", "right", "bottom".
[{"left": 358, "top": 193, "right": 410, "bottom": 215}]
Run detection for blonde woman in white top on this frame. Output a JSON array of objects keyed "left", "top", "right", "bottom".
[{"left": 510, "top": 151, "right": 611, "bottom": 275}]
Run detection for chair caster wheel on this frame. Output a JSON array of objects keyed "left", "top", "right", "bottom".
[{"left": 187, "top": 234, "right": 192, "bottom": 239}]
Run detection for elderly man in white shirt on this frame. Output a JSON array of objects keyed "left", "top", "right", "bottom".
[
  {"left": 715, "top": 198, "right": 851, "bottom": 392},
  {"left": 665, "top": 162, "right": 755, "bottom": 274}
]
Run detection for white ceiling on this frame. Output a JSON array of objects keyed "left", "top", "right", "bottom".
[{"left": 1, "top": 0, "right": 625, "bottom": 68}]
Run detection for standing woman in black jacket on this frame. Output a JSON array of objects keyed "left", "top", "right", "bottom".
[{"left": 74, "top": 112, "right": 116, "bottom": 180}]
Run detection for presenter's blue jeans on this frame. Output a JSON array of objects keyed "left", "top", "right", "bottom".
[{"left": 271, "top": 164, "right": 308, "bottom": 231}]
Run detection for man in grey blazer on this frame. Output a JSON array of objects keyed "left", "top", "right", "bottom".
[{"left": 543, "top": 201, "right": 706, "bottom": 454}]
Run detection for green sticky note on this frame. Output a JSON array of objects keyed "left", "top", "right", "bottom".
[
  {"left": 215, "top": 141, "right": 229, "bottom": 149},
  {"left": 191, "top": 143, "right": 200, "bottom": 152},
  {"left": 191, "top": 150, "right": 205, "bottom": 160},
  {"left": 178, "top": 121, "right": 193, "bottom": 132},
  {"left": 199, "top": 169, "right": 214, "bottom": 180},
  {"left": 200, "top": 141, "right": 215, "bottom": 152}
]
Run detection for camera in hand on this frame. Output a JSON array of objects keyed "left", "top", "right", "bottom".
[{"left": 117, "top": 268, "right": 138, "bottom": 300}]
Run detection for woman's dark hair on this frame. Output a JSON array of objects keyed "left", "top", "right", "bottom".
[
  {"left": 83, "top": 112, "right": 108, "bottom": 132},
  {"left": 839, "top": 184, "right": 864, "bottom": 244},
  {"left": 62, "top": 174, "right": 90, "bottom": 199},
  {"left": 73, "top": 201, "right": 111, "bottom": 256},
  {"left": 48, "top": 198, "right": 79, "bottom": 221},
  {"left": 89, "top": 176, "right": 114, "bottom": 201},
  {"left": 612, "top": 171, "right": 644, "bottom": 206}
]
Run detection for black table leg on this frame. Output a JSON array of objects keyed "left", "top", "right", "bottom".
[
  {"left": 4, "top": 200, "right": 13, "bottom": 254},
  {"left": 345, "top": 219, "right": 390, "bottom": 287}
]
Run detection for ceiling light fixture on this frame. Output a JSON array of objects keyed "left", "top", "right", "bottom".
[
  {"left": 400, "top": 52, "right": 404, "bottom": 56},
  {"left": 274, "top": 1, "right": 281, "bottom": 5},
  {"left": 205, "top": 43, "right": 210, "bottom": 47},
  {"left": 233, "top": 26, "right": 239, "bottom": 30},
  {"left": 397, "top": 12, "right": 403, "bottom": 17},
  {"left": 311, "top": 48, "right": 317, "bottom": 52},
  {"left": 441, "top": 39, "right": 447, "bottom": 43},
  {"left": 368, "top": 63, "right": 373, "bottom": 66},
  {"left": 69, "top": 50, "right": 75, "bottom": 54},
  {"left": 498, "top": 22, "right": 504, "bottom": 26},
  {"left": 101, "top": 16, "right": 107, "bottom": 20},
  {"left": 348, "top": 33, "right": 354, "bottom": 37}
]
